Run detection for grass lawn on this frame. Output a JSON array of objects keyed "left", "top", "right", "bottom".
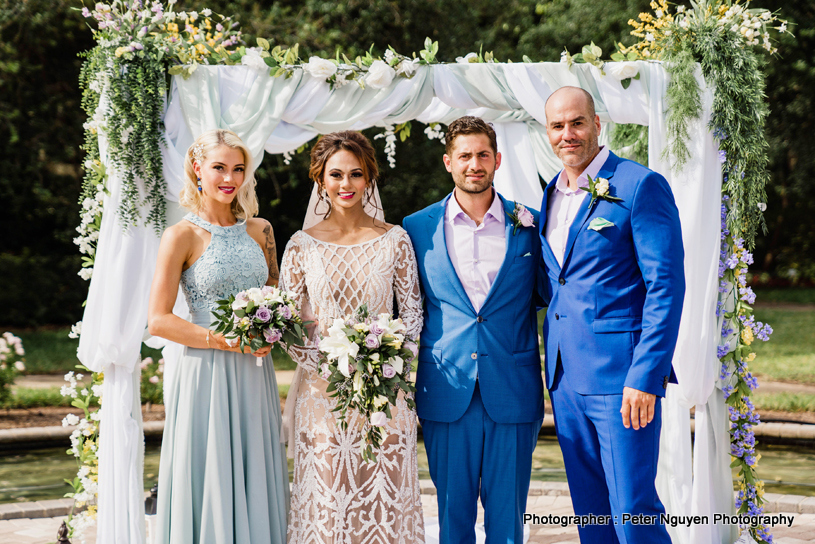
[
  {"left": 754, "top": 287, "right": 815, "bottom": 305},
  {"left": 750, "top": 307, "right": 815, "bottom": 384}
]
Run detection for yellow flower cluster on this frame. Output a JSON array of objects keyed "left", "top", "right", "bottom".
[{"left": 621, "top": 0, "right": 674, "bottom": 59}]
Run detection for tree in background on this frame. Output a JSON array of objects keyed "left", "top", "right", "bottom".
[
  {"left": 0, "top": 1, "right": 93, "bottom": 326},
  {"left": 0, "top": 0, "right": 811, "bottom": 327}
]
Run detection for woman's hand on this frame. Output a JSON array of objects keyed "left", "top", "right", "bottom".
[{"left": 211, "top": 332, "right": 272, "bottom": 358}]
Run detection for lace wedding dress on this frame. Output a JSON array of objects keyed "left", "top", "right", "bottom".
[{"left": 279, "top": 226, "right": 425, "bottom": 544}]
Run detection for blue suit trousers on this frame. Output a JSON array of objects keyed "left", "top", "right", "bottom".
[
  {"left": 550, "top": 364, "right": 672, "bottom": 544},
  {"left": 421, "top": 383, "right": 542, "bottom": 544}
]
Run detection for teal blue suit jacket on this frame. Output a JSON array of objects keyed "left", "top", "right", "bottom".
[
  {"left": 403, "top": 192, "right": 545, "bottom": 424},
  {"left": 539, "top": 152, "right": 685, "bottom": 397}
]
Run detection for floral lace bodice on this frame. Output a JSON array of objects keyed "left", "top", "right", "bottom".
[
  {"left": 180, "top": 213, "right": 268, "bottom": 317},
  {"left": 279, "top": 226, "right": 423, "bottom": 371}
]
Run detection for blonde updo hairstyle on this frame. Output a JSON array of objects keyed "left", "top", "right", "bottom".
[{"left": 180, "top": 129, "right": 259, "bottom": 220}]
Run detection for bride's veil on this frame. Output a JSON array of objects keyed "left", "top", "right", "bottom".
[{"left": 281, "top": 181, "right": 385, "bottom": 456}]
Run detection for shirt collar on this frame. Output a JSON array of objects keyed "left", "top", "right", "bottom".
[
  {"left": 555, "top": 145, "right": 610, "bottom": 195},
  {"left": 447, "top": 188, "right": 505, "bottom": 225}
]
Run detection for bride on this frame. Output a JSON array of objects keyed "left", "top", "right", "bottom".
[{"left": 280, "top": 130, "right": 425, "bottom": 543}]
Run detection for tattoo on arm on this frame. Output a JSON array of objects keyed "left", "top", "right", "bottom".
[{"left": 263, "top": 222, "right": 280, "bottom": 285}]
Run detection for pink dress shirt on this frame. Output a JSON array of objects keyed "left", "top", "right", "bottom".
[
  {"left": 444, "top": 189, "right": 507, "bottom": 312},
  {"left": 545, "top": 146, "right": 610, "bottom": 266}
]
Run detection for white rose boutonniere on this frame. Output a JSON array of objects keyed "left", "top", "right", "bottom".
[
  {"left": 366, "top": 60, "right": 396, "bottom": 89},
  {"left": 506, "top": 202, "right": 535, "bottom": 235},
  {"left": 581, "top": 174, "right": 623, "bottom": 208}
]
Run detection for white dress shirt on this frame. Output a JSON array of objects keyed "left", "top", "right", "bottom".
[
  {"left": 546, "top": 146, "right": 610, "bottom": 266},
  {"left": 445, "top": 189, "right": 506, "bottom": 312}
]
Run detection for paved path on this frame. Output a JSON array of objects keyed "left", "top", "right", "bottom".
[{"left": 3, "top": 495, "right": 815, "bottom": 544}]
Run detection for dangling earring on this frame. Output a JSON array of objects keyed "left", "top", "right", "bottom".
[{"left": 197, "top": 177, "right": 202, "bottom": 192}]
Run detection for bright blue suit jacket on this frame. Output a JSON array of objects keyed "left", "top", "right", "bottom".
[
  {"left": 539, "top": 152, "right": 685, "bottom": 397},
  {"left": 403, "top": 192, "right": 545, "bottom": 424}
]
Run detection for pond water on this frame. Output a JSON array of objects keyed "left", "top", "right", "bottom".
[{"left": 0, "top": 438, "right": 812, "bottom": 504}]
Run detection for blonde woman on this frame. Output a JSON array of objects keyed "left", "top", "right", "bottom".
[{"left": 148, "top": 129, "right": 288, "bottom": 543}]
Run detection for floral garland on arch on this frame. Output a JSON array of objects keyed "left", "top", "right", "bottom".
[{"left": 563, "top": 2, "right": 789, "bottom": 543}]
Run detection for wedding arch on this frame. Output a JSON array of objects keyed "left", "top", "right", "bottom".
[{"left": 69, "top": 2, "right": 785, "bottom": 544}]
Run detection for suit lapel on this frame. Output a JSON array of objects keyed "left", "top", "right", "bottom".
[
  {"left": 539, "top": 175, "right": 561, "bottom": 274},
  {"left": 561, "top": 152, "right": 621, "bottom": 270},
  {"left": 480, "top": 195, "right": 519, "bottom": 310},
  {"left": 426, "top": 194, "right": 476, "bottom": 315}
]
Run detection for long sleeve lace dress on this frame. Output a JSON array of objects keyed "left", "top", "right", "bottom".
[{"left": 279, "top": 226, "right": 425, "bottom": 544}]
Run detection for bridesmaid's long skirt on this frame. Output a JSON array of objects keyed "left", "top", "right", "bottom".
[{"left": 156, "top": 342, "right": 289, "bottom": 544}]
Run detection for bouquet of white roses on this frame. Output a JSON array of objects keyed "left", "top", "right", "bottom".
[
  {"left": 319, "top": 304, "right": 418, "bottom": 463},
  {"left": 211, "top": 286, "right": 307, "bottom": 365}
]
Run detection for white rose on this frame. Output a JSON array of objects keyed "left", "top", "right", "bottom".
[
  {"left": 241, "top": 48, "right": 268, "bottom": 73},
  {"left": 14, "top": 361, "right": 25, "bottom": 372},
  {"left": 606, "top": 62, "right": 639, "bottom": 81},
  {"left": 396, "top": 58, "right": 419, "bottom": 77},
  {"left": 246, "top": 287, "right": 265, "bottom": 304},
  {"left": 303, "top": 56, "right": 337, "bottom": 79},
  {"left": 456, "top": 52, "right": 478, "bottom": 63},
  {"left": 366, "top": 60, "right": 396, "bottom": 89},
  {"left": 595, "top": 177, "right": 610, "bottom": 196}
]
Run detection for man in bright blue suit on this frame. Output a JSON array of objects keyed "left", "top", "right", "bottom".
[
  {"left": 403, "top": 116, "right": 545, "bottom": 544},
  {"left": 539, "top": 86, "right": 684, "bottom": 543}
]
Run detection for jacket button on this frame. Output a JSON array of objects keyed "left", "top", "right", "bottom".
[
  {"left": 476, "top": 316, "right": 483, "bottom": 323},
  {"left": 559, "top": 278, "right": 566, "bottom": 286},
  {"left": 555, "top": 314, "right": 560, "bottom": 320},
  {"left": 471, "top": 352, "right": 477, "bottom": 359}
]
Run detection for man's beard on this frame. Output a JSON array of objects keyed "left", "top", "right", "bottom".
[
  {"left": 555, "top": 137, "right": 599, "bottom": 169},
  {"left": 453, "top": 170, "right": 495, "bottom": 194}
]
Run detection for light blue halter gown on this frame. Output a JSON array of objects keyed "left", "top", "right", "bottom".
[{"left": 156, "top": 213, "right": 289, "bottom": 544}]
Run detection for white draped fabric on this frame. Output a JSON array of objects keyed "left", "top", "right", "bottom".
[{"left": 79, "top": 61, "right": 731, "bottom": 544}]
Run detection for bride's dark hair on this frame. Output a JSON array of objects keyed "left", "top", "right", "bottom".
[{"left": 308, "top": 131, "right": 381, "bottom": 220}]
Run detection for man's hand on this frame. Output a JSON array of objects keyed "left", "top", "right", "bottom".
[{"left": 621, "top": 387, "right": 656, "bottom": 430}]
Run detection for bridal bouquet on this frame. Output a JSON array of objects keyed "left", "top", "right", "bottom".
[
  {"left": 319, "top": 304, "right": 418, "bottom": 463},
  {"left": 211, "top": 286, "right": 307, "bottom": 365}
]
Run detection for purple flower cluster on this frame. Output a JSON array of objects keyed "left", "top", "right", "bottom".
[{"left": 739, "top": 315, "right": 774, "bottom": 342}]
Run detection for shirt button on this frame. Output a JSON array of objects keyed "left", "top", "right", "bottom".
[
  {"left": 559, "top": 278, "right": 566, "bottom": 286},
  {"left": 555, "top": 314, "right": 560, "bottom": 320},
  {"left": 471, "top": 352, "right": 477, "bottom": 359},
  {"left": 477, "top": 316, "right": 483, "bottom": 323}
]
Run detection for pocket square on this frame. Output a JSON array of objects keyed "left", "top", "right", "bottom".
[
  {"left": 587, "top": 217, "right": 615, "bottom": 231},
  {"left": 522, "top": 252, "right": 532, "bottom": 257}
]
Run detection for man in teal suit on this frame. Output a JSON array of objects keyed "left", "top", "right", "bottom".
[
  {"left": 539, "top": 86, "right": 684, "bottom": 543},
  {"left": 403, "top": 116, "right": 544, "bottom": 543}
]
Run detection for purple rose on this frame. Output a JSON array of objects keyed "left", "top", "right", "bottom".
[
  {"left": 516, "top": 205, "right": 535, "bottom": 227},
  {"left": 263, "top": 328, "right": 282, "bottom": 344},
  {"left": 320, "top": 363, "right": 331, "bottom": 380},
  {"left": 369, "top": 322, "right": 385, "bottom": 336},
  {"left": 382, "top": 364, "right": 396, "bottom": 379},
  {"left": 404, "top": 341, "right": 419, "bottom": 360},
  {"left": 364, "top": 334, "right": 380, "bottom": 349},
  {"left": 278, "top": 305, "right": 292, "bottom": 320},
  {"left": 255, "top": 306, "right": 272, "bottom": 323}
]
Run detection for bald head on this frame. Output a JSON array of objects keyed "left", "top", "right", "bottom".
[
  {"left": 545, "top": 86, "right": 596, "bottom": 122},
  {"left": 544, "top": 86, "right": 602, "bottom": 180}
]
